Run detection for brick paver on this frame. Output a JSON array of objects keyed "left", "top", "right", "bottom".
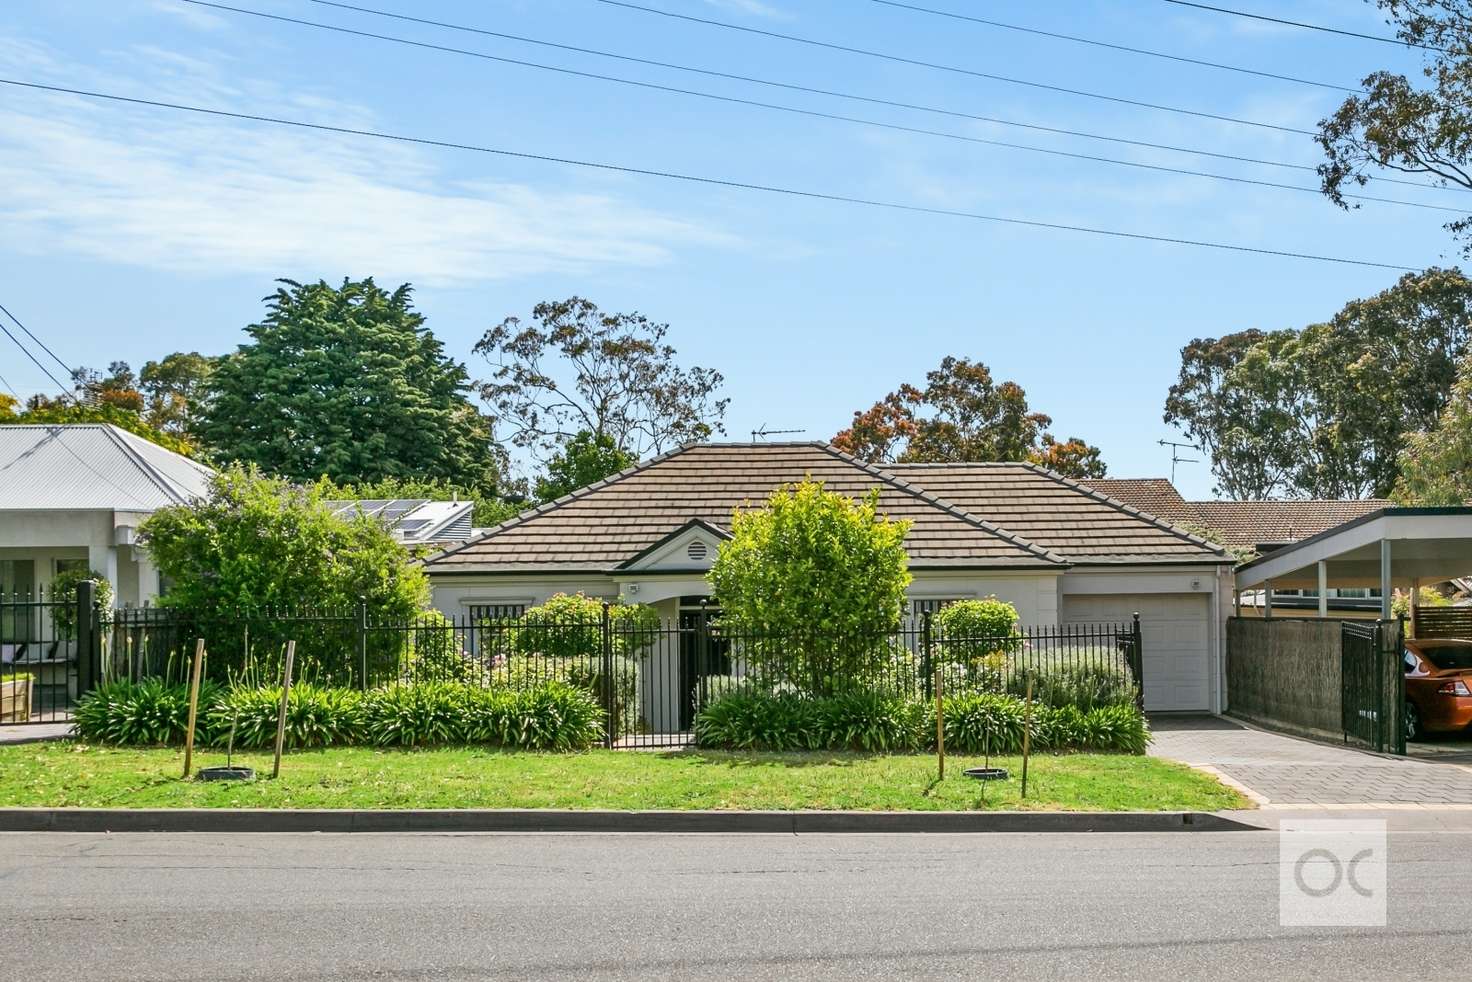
[{"left": 1148, "top": 716, "right": 1472, "bottom": 805}]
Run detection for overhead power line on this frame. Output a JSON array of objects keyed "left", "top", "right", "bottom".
[
  {"left": 282, "top": 0, "right": 1461, "bottom": 196},
  {"left": 593, "top": 0, "right": 1317, "bottom": 136},
  {"left": 1161, "top": 1, "right": 1447, "bottom": 53},
  {"left": 184, "top": 0, "right": 1459, "bottom": 214},
  {"left": 0, "top": 299, "right": 78, "bottom": 381},
  {"left": 0, "top": 306, "right": 75, "bottom": 399},
  {"left": 0, "top": 77, "right": 1419, "bottom": 272},
  {"left": 868, "top": 0, "right": 1356, "bottom": 92}
]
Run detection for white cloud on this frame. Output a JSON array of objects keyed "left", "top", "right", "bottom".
[{"left": 0, "top": 41, "right": 734, "bottom": 287}]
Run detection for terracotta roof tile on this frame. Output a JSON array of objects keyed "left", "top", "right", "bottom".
[
  {"left": 1188, "top": 499, "right": 1389, "bottom": 550},
  {"left": 1083, "top": 478, "right": 1201, "bottom": 527},
  {"left": 428, "top": 444, "right": 1071, "bottom": 574}
]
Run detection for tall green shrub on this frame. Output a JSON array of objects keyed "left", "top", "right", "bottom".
[
  {"left": 934, "top": 597, "right": 1021, "bottom": 661},
  {"left": 709, "top": 481, "right": 911, "bottom": 694},
  {"left": 139, "top": 466, "right": 430, "bottom": 682},
  {"left": 509, "top": 593, "right": 659, "bottom": 659}
]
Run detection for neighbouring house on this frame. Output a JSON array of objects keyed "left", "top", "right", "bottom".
[
  {"left": 0, "top": 424, "right": 214, "bottom": 607},
  {"left": 0, "top": 424, "right": 481, "bottom": 608},
  {"left": 1089, "top": 478, "right": 1396, "bottom": 615},
  {"left": 424, "top": 443, "right": 1236, "bottom": 713},
  {"left": 323, "top": 499, "right": 476, "bottom": 549}
]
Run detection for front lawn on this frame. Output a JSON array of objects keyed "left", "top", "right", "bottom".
[{"left": 0, "top": 744, "right": 1248, "bottom": 812}]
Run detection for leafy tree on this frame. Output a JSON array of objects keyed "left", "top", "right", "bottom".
[
  {"left": 318, "top": 475, "right": 526, "bottom": 529},
  {"left": 142, "top": 465, "right": 430, "bottom": 611},
  {"left": 475, "top": 296, "right": 728, "bottom": 462},
  {"left": 533, "top": 430, "right": 636, "bottom": 502},
  {"left": 200, "top": 278, "right": 503, "bottom": 490},
  {"left": 1394, "top": 350, "right": 1472, "bottom": 504},
  {"left": 832, "top": 356, "right": 1105, "bottom": 477},
  {"left": 1, "top": 400, "right": 197, "bottom": 457},
  {"left": 140, "top": 351, "right": 219, "bottom": 437},
  {"left": 0, "top": 392, "right": 17, "bottom": 418},
  {"left": 1029, "top": 435, "right": 1107, "bottom": 479},
  {"left": 1166, "top": 268, "right": 1472, "bottom": 498},
  {"left": 1317, "top": 1, "right": 1472, "bottom": 253},
  {"left": 708, "top": 480, "right": 912, "bottom": 694},
  {"left": 140, "top": 466, "right": 431, "bottom": 680}
]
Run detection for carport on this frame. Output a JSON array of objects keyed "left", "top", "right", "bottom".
[
  {"left": 1233, "top": 507, "right": 1472, "bottom": 626},
  {"left": 1226, "top": 507, "right": 1472, "bottom": 754}
]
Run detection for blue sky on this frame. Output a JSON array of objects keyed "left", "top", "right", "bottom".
[{"left": 0, "top": 0, "right": 1455, "bottom": 497}]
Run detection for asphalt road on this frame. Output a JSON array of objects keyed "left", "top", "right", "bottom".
[{"left": 2, "top": 829, "right": 1470, "bottom": 981}]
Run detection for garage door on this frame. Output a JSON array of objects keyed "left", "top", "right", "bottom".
[{"left": 1061, "top": 594, "right": 1212, "bottom": 712}]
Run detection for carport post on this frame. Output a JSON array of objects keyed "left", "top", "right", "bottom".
[
  {"left": 1380, "top": 539, "right": 1393, "bottom": 620},
  {"left": 1263, "top": 581, "right": 1273, "bottom": 619},
  {"left": 1410, "top": 577, "right": 1421, "bottom": 637},
  {"left": 1316, "top": 561, "right": 1328, "bottom": 618}
]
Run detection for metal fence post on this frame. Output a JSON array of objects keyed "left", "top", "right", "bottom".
[
  {"left": 921, "top": 610, "right": 933, "bottom": 700},
  {"left": 357, "top": 596, "right": 369, "bottom": 691},
  {"left": 76, "top": 579, "right": 99, "bottom": 695},
  {"left": 1131, "top": 612, "right": 1144, "bottom": 711},
  {"left": 601, "top": 602, "right": 614, "bottom": 749}
]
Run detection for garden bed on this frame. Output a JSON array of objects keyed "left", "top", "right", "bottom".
[{"left": 0, "top": 744, "right": 1249, "bottom": 812}]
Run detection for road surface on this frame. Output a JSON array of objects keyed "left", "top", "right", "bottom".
[{"left": 2, "top": 829, "right": 1469, "bottom": 980}]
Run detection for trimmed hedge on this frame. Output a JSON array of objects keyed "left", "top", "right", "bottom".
[
  {"left": 696, "top": 690, "right": 1149, "bottom": 754},
  {"left": 75, "top": 678, "right": 604, "bottom": 751}
]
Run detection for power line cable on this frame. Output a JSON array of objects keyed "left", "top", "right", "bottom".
[
  {"left": 592, "top": 0, "right": 1317, "bottom": 135},
  {"left": 283, "top": 0, "right": 1462, "bottom": 196},
  {"left": 0, "top": 299, "right": 78, "bottom": 381},
  {"left": 0, "top": 77, "right": 1419, "bottom": 272},
  {"left": 869, "top": 0, "right": 1355, "bottom": 92},
  {"left": 182, "top": 0, "right": 1460, "bottom": 214},
  {"left": 0, "top": 316, "right": 75, "bottom": 398},
  {"left": 1161, "top": 1, "right": 1446, "bottom": 53}
]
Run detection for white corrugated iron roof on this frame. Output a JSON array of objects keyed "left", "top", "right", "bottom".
[{"left": 0, "top": 424, "right": 215, "bottom": 511}]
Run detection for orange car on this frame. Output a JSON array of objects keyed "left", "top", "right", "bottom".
[{"left": 1404, "top": 639, "right": 1472, "bottom": 739}]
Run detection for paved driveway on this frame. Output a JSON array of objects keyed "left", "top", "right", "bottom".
[{"left": 1148, "top": 715, "right": 1472, "bottom": 806}]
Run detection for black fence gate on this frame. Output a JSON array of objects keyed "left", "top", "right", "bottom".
[
  {"left": 1341, "top": 619, "right": 1405, "bottom": 755},
  {"left": 0, "top": 582, "right": 94, "bottom": 724}
]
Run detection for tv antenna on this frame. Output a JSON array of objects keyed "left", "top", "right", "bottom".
[
  {"left": 751, "top": 424, "right": 806, "bottom": 442},
  {"left": 1158, "top": 439, "right": 1199, "bottom": 484}
]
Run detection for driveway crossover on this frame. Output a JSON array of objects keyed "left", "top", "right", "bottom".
[{"left": 1148, "top": 715, "right": 1472, "bottom": 805}]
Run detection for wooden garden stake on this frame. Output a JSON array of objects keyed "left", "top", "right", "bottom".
[
  {"left": 271, "top": 640, "right": 297, "bottom": 780},
  {"left": 182, "top": 638, "right": 206, "bottom": 779},
  {"left": 1020, "top": 677, "right": 1034, "bottom": 799},
  {"left": 934, "top": 666, "right": 945, "bottom": 781}
]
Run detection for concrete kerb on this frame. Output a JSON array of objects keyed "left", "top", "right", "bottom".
[{"left": 0, "top": 808, "right": 1260, "bottom": 834}]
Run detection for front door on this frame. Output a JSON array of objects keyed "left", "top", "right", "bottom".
[{"left": 677, "top": 599, "right": 729, "bottom": 729}]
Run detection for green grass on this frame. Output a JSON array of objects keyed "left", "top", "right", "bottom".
[{"left": 0, "top": 743, "right": 1249, "bottom": 812}]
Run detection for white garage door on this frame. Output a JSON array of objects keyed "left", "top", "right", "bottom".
[{"left": 1061, "top": 594, "right": 1212, "bottom": 712}]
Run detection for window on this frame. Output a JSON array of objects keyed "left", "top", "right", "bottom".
[
  {"left": 0, "top": 560, "right": 35, "bottom": 643},
  {"left": 912, "top": 599, "right": 960, "bottom": 618},
  {"left": 54, "top": 558, "right": 86, "bottom": 578},
  {"left": 469, "top": 603, "right": 527, "bottom": 622}
]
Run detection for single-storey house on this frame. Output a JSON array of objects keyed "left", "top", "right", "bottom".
[
  {"left": 1090, "top": 478, "right": 1395, "bottom": 615},
  {"left": 424, "top": 442, "right": 1236, "bottom": 713},
  {"left": 0, "top": 424, "right": 480, "bottom": 608},
  {"left": 0, "top": 423, "right": 214, "bottom": 606}
]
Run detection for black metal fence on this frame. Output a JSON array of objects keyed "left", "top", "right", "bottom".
[
  {"left": 0, "top": 586, "right": 82, "bottom": 723},
  {"left": 1341, "top": 619, "right": 1405, "bottom": 755},
  {"left": 3, "top": 585, "right": 1144, "bottom": 748}
]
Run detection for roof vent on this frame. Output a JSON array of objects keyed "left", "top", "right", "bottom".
[{"left": 687, "top": 540, "right": 709, "bottom": 562}]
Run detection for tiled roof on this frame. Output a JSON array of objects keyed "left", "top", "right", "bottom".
[
  {"left": 427, "top": 444, "right": 1227, "bottom": 574},
  {"left": 0, "top": 424, "right": 214, "bottom": 511},
  {"left": 887, "top": 464, "right": 1225, "bottom": 563},
  {"left": 1084, "top": 478, "right": 1201, "bottom": 528},
  {"left": 1189, "top": 499, "right": 1390, "bottom": 550}
]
